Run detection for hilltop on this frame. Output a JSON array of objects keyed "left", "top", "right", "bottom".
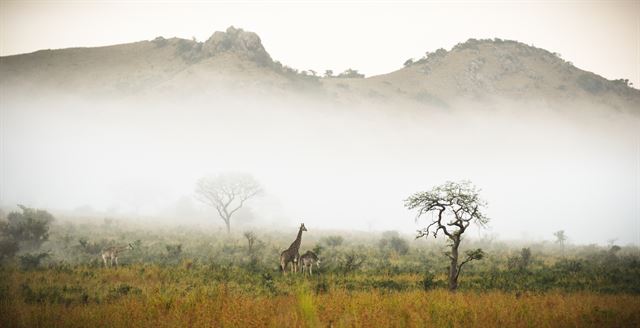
[
  {"left": 0, "top": 26, "right": 320, "bottom": 99},
  {"left": 1, "top": 27, "right": 639, "bottom": 112},
  {"left": 324, "top": 38, "right": 639, "bottom": 111}
]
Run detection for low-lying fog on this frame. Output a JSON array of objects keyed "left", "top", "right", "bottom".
[{"left": 1, "top": 94, "right": 638, "bottom": 245}]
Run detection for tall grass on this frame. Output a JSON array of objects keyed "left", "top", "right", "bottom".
[{"left": 1, "top": 264, "right": 639, "bottom": 327}]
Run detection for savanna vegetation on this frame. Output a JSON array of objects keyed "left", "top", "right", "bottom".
[{"left": 1, "top": 201, "right": 639, "bottom": 327}]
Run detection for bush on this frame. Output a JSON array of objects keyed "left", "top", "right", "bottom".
[
  {"left": 19, "top": 252, "right": 49, "bottom": 270},
  {"left": 165, "top": 244, "right": 183, "bottom": 264},
  {"left": 339, "top": 252, "right": 365, "bottom": 274},
  {"left": 321, "top": 236, "right": 344, "bottom": 247},
  {"left": 0, "top": 238, "right": 19, "bottom": 262},
  {"left": 577, "top": 74, "right": 606, "bottom": 94},
  {"left": 371, "top": 279, "right": 405, "bottom": 291},
  {"left": 507, "top": 248, "right": 532, "bottom": 272},
  {"left": 422, "top": 271, "right": 437, "bottom": 291},
  {"left": 78, "top": 238, "right": 109, "bottom": 255},
  {"left": 1, "top": 205, "right": 54, "bottom": 251},
  {"left": 108, "top": 283, "right": 141, "bottom": 300},
  {"left": 378, "top": 231, "right": 409, "bottom": 255},
  {"left": 152, "top": 36, "right": 167, "bottom": 47},
  {"left": 315, "top": 279, "right": 330, "bottom": 294},
  {"left": 336, "top": 69, "right": 364, "bottom": 78}
]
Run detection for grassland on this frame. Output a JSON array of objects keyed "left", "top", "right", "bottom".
[
  {"left": 1, "top": 219, "right": 639, "bottom": 327},
  {"left": 2, "top": 264, "right": 639, "bottom": 328}
]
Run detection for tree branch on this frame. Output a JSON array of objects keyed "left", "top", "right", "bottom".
[{"left": 454, "top": 248, "right": 485, "bottom": 281}]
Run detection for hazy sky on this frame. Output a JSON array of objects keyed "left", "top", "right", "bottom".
[
  {"left": 1, "top": 0, "right": 639, "bottom": 85},
  {"left": 1, "top": 1, "right": 639, "bottom": 245}
]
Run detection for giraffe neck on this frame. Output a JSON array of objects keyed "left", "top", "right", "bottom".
[
  {"left": 115, "top": 246, "right": 130, "bottom": 253},
  {"left": 289, "top": 228, "right": 303, "bottom": 251}
]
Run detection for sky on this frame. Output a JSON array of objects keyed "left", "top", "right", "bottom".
[
  {"left": 0, "top": 0, "right": 639, "bottom": 245},
  {"left": 1, "top": 0, "right": 639, "bottom": 85}
]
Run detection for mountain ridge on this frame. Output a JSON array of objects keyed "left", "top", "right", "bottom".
[{"left": 1, "top": 26, "right": 638, "bottom": 112}]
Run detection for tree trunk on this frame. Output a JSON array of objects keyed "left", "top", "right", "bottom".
[
  {"left": 225, "top": 219, "right": 231, "bottom": 234},
  {"left": 448, "top": 238, "right": 460, "bottom": 291}
]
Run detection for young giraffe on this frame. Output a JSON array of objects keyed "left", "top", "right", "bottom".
[
  {"left": 280, "top": 223, "right": 307, "bottom": 274},
  {"left": 101, "top": 243, "right": 134, "bottom": 268},
  {"left": 300, "top": 250, "right": 321, "bottom": 276}
]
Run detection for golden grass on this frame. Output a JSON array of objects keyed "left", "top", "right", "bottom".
[
  {"left": 1, "top": 266, "right": 639, "bottom": 328},
  {"left": 3, "top": 289, "right": 639, "bottom": 327}
]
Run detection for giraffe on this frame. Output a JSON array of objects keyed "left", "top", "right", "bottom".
[
  {"left": 280, "top": 223, "right": 307, "bottom": 274},
  {"left": 101, "top": 243, "right": 134, "bottom": 268},
  {"left": 300, "top": 250, "right": 321, "bottom": 276}
]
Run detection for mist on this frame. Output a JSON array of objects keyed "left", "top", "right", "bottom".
[{"left": 1, "top": 90, "right": 637, "bottom": 245}]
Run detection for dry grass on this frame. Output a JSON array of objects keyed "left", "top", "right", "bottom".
[
  {"left": 3, "top": 290, "right": 639, "bottom": 327},
  {"left": 1, "top": 265, "right": 639, "bottom": 328}
]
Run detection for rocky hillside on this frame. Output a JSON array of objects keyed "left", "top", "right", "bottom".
[
  {"left": 1, "top": 27, "right": 639, "bottom": 112},
  {"left": 0, "top": 26, "right": 320, "bottom": 99},
  {"left": 323, "top": 38, "right": 640, "bottom": 111}
]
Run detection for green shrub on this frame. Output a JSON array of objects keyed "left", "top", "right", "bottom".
[
  {"left": 2, "top": 205, "right": 54, "bottom": 251},
  {"left": 19, "top": 252, "right": 49, "bottom": 270}
]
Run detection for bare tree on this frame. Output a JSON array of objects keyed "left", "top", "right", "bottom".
[
  {"left": 405, "top": 180, "right": 489, "bottom": 291},
  {"left": 195, "top": 173, "right": 262, "bottom": 234}
]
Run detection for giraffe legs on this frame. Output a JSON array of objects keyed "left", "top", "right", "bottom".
[{"left": 281, "top": 254, "right": 305, "bottom": 275}]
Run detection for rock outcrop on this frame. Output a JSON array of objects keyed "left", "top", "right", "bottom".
[{"left": 202, "top": 26, "right": 272, "bottom": 65}]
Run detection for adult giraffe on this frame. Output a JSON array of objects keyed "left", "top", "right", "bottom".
[{"left": 280, "top": 223, "right": 307, "bottom": 274}]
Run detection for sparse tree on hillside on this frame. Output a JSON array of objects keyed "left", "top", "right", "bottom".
[
  {"left": 554, "top": 230, "right": 567, "bottom": 254},
  {"left": 405, "top": 181, "right": 488, "bottom": 291},
  {"left": 614, "top": 78, "right": 633, "bottom": 87},
  {"left": 337, "top": 68, "right": 365, "bottom": 78},
  {"left": 195, "top": 173, "right": 262, "bottom": 234},
  {"left": 324, "top": 70, "right": 334, "bottom": 78}
]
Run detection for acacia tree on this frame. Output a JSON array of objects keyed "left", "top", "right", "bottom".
[
  {"left": 554, "top": 230, "right": 567, "bottom": 254},
  {"left": 405, "top": 181, "right": 488, "bottom": 291},
  {"left": 195, "top": 173, "right": 262, "bottom": 234}
]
